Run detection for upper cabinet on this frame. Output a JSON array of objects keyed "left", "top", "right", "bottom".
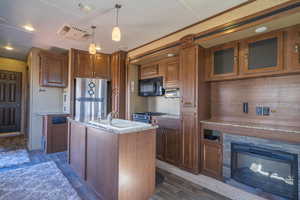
[
  {"left": 285, "top": 25, "right": 300, "bottom": 72},
  {"left": 39, "top": 51, "right": 68, "bottom": 88},
  {"left": 164, "top": 57, "right": 180, "bottom": 89},
  {"left": 139, "top": 63, "right": 160, "bottom": 79},
  {"left": 210, "top": 42, "right": 238, "bottom": 80},
  {"left": 240, "top": 31, "right": 283, "bottom": 75},
  {"left": 74, "top": 50, "right": 111, "bottom": 79}
]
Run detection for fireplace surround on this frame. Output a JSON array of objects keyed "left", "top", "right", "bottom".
[{"left": 223, "top": 134, "right": 300, "bottom": 200}]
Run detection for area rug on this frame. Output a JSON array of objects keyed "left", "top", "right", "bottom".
[
  {"left": 0, "top": 149, "right": 30, "bottom": 168},
  {"left": 0, "top": 161, "right": 81, "bottom": 200}
]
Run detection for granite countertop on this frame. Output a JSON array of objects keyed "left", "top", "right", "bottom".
[
  {"left": 35, "top": 112, "right": 70, "bottom": 116},
  {"left": 200, "top": 119, "right": 300, "bottom": 134},
  {"left": 69, "top": 118, "right": 158, "bottom": 134}
]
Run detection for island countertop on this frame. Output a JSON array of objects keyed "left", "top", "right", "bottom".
[{"left": 68, "top": 118, "right": 158, "bottom": 134}]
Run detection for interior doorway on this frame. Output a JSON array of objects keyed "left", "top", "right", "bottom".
[{"left": 0, "top": 70, "right": 22, "bottom": 134}]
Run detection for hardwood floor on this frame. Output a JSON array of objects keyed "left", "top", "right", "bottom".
[{"left": 0, "top": 136, "right": 229, "bottom": 200}]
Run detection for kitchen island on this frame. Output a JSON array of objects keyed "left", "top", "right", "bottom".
[{"left": 67, "top": 118, "right": 157, "bottom": 200}]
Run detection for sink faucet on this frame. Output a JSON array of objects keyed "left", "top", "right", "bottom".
[{"left": 107, "top": 112, "right": 117, "bottom": 125}]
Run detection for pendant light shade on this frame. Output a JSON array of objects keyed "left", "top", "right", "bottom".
[
  {"left": 112, "top": 26, "right": 121, "bottom": 42},
  {"left": 112, "top": 4, "right": 121, "bottom": 42},
  {"left": 89, "top": 26, "right": 97, "bottom": 54}
]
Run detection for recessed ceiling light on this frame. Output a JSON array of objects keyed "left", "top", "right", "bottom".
[
  {"left": 255, "top": 26, "right": 268, "bottom": 33},
  {"left": 95, "top": 46, "right": 101, "bottom": 51},
  {"left": 23, "top": 24, "right": 35, "bottom": 32},
  {"left": 78, "top": 3, "right": 93, "bottom": 13},
  {"left": 4, "top": 45, "right": 13, "bottom": 51}
]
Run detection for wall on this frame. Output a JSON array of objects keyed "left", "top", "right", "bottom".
[
  {"left": 211, "top": 74, "right": 300, "bottom": 127},
  {"left": 128, "top": 0, "right": 291, "bottom": 58},
  {"left": 27, "top": 48, "right": 64, "bottom": 150},
  {"left": 0, "top": 57, "right": 27, "bottom": 136}
]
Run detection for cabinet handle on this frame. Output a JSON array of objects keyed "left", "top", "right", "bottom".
[{"left": 295, "top": 43, "right": 299, "bottom": 53}]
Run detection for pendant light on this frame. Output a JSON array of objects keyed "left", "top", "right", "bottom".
[
  {"left": 89, "top": 26, "right": 97, "bottom": 54},
  {"left": 112, "top": 4, "right": 121, "bottom": 42}
]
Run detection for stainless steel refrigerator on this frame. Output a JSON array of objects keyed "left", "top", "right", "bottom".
[{"left": 75, "top": 78, "right": 107, "bottom": 122}]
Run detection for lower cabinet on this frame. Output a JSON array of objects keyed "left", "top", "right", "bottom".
[
  {"left": 68, "top": 121, "right": 86, "bottom": 179},
  {"left": 181, "top": 111, "right": 200, "bottom": 174},
  {"left": 154, "top": 117, "right": 181, "bottom": 167},
  {"left": 201, "top": 129, "right": 223, "bottom": 179}
]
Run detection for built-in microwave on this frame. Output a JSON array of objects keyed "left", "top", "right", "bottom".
[{"left": 139, "top": 77, "right": 164, "bottom": 97}]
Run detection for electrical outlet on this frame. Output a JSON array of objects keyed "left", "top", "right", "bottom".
[
  {"left": 243, "top": 102, "right": 248, "bottom": 113},
  {"left": 256, "top": 106, "right": 263, "bottom": 116},
  {"left": 263, "top": 107, "right": 270, "bottom": 116}
]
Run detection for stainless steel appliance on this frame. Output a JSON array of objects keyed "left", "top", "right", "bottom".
[
  {"left": 75, "top": 78, "right": 107, "bottom": 122},
  {"left": 165, "top": 88, "right": 180, "bottom": 98},
  {"left": 132, "top": 112, "right": 165, "bottom": 123},
  {"left": 139, "top": 77, "right": 164, "bottom": 97}
]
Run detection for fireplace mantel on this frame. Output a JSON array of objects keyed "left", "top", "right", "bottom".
[{"left": 201, "top": 120, "right": 300, "bottom": 144}]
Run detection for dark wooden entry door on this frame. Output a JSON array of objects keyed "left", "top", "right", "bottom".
[{"left": 0, "top": 70, "right": 22, "bottom": 133}]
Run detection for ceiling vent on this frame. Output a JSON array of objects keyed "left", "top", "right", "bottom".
[{"left": 57, "top": 24, "right": 91, "bottom": 41}]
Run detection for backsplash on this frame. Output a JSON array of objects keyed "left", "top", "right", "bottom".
[
  {"left": 211, "top": 74, "right": 300, "bottom": 127},
  {"left": 147, "top": 96, "right": 180, "bottom": 115}
]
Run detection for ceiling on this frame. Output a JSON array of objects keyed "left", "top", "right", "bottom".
[{"left": 0, "top": 0, "right": 247, "bottom": 61}]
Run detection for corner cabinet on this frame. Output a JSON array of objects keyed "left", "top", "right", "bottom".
[
  {"left": 240, "top": 31, "right": 283, "bottom": 75},
  {"left": 285, "top": 25, "right": 300, "bottom": 72},
  {"left": 209, "top": 42, "right": 238, "bottom": 80},
  {"left": 74, "top": 49, "right": 111, "bottom": 79},
  {"left": 39, "top": 51, "right": 68, "bottom": 88}
]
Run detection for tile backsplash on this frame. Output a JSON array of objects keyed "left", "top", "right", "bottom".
[{"left": 147, "top": 96, "right": 180, "bottom": 115}]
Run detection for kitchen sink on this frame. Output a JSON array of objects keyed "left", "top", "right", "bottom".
[{"left": 89, "top": 119, "right": 152, "bottom": 132}]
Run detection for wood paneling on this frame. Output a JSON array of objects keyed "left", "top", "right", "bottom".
[
  {"left": 39, "top": 51, "right": 68, "bottom": 88},
  {"left": 0, "top": 70, "right": 21, "bottom": 133},
  {"left": 111, "top": 51, "right": 127, "bottom": 119},
  {"left": 211, "top": 74, "right": 300, "bottom": 127},
  {"left": 68, "top": 121, "right": 86, "bottom": 179},
  {"left": 86, "top": 127, "right": 118, "bottom": 200}
]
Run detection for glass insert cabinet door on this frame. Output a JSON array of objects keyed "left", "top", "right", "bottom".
[
  {"left": 210, "top": 42, "right": 238, "bottom": 79},
  {"left": 240, "top": 31, "right": 283, "bottom": 74}
]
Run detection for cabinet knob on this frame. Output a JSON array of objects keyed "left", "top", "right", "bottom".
[{"left": 295, "top": 43, "right": 299, "bottom": 53}]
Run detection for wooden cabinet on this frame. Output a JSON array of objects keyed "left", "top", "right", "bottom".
[
  {"left": 164, "top": 58, "right": 180, "bottom": 88},
  {"left": 201, "top": 129, "right": 222, "bottom": 179},
  {"left": 180, "top": 45, "right": 198, "bottom": 108},
  {"left": 111, "top": 51, "right": 127, "bottom": 118},
  {"left": 154, "top": 117, "right": 181, "bottom": 166},
  {"left": 285, "top": 25, "right": 300, "bottom": 72},
  {"left": 68, "top": 121, "right": 86, "bottom": 179},
  {"left": 210, "top": 42, "right": 238, "bottom": 80},
  {"left": 181, "top": 111, "right": 200, "bottom": 173},
  {"left": 42, "top": 114, "right": 68, "bottom": 153},
  {"left": 39, "top": 51, "right": 68, "bottom": 87},
  {"left": 240, "top": 31, "right": 283, "bottom": 75},
  {"left": 94, "top": 53, "right": 111, "bottom": 79},
  {"left": 139, "top": 63, "right": 159, "bottom": 79},
  {"left": 74, "top": 50, "right": 111, "bottom": 79}
]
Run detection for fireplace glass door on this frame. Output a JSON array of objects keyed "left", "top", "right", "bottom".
[{"left": 231, "top": 143, "right": 298, "bottom": 200}]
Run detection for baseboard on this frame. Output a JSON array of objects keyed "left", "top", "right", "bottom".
[{"left": 156, "top": 160, "right": 267, "bottom": 200}]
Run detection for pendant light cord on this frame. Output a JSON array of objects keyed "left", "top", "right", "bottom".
[{"left": 115, "top": 4, "right": 121, "bottom": 26}]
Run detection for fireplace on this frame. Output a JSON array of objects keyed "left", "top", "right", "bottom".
[{"left": 231, "top": 143, "right": 298, "bottom": 200}]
